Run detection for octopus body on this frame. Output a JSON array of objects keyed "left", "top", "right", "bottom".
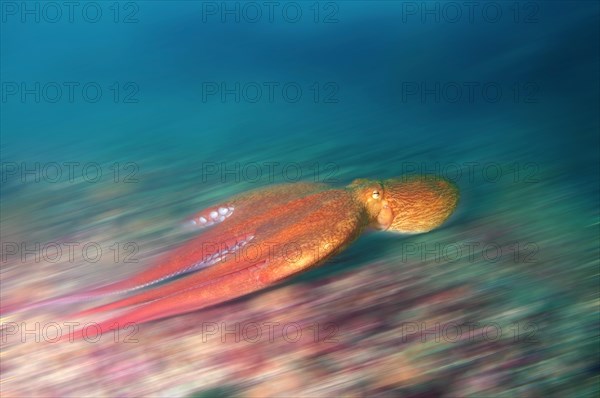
[{"left": 9, "top": 175, "right": 459, "bottom": 341}]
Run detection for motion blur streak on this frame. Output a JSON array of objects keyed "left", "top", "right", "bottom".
[{"left": 1, "top": 1, "right": 598, "bottom": 397}]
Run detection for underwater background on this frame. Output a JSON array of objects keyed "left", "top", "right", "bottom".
[{"left": 1, "top": 1, "right": 598, "bottom": 397}]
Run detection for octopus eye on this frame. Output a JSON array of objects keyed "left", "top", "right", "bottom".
[{"left": 372, "top": 190, "right": 380, "bottom": 199}]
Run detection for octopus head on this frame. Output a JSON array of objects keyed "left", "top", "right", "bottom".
[{"left": 350, "top": 175, "right": 459, "bottom": 234}]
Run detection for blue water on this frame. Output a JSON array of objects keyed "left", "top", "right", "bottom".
[
  {"left": 2, "top": 1, "right": 598, "bottom": 245},
  {"left": 1, "top": 2, "right": 598, "bottom": 173},
  {"left": 1, "top": 1, "right": 599, "bottom": 396}
]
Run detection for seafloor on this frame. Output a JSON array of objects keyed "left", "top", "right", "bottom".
[{"left": 1, "top": 141, "right": 598, "bottom": 397}]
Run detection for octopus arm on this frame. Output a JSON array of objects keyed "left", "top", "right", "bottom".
[
  {"left": 6, "top": 183, "right": 330, "bottom": 316},
  {"left": 62, "top": 190, "right": 364, "bottom": 341},
  {"left": 3, "top": 232, "right": 253, "bottom": 317},
  {"left": 183, "top": 182, "right": 328, "bottom": 230}
]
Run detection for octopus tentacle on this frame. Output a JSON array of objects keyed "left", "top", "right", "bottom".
[
  {"left": 72, "top": 236, "right": 262, "bottom": 318},
  {"left": 12, "top": 185, "right": 328, "bottom": 317},
  {"left": 184, "top": 182, "right": 329, "bottom": 228},
  {"left": 9, "top": 232, "right": 254, "bottom": 314},
  {"left": 61, "top": 258, "right": 270, "bottom": 342},
  {"left": 73, "top": 189, "right": 353, "bottom": 318},
  {"left": 63, "top": 189, "right": 364, "bottom": 341},
  {"left": 185, "top": 204, "right": 235, "bottom": 228}
]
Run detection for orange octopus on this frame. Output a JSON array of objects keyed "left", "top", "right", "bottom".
[{"left": 9, "top": 175, "right": 459, "bottom": 341}]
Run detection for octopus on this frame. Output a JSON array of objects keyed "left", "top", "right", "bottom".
[{"left": 7, "top": 175, "right": 459, "bottom": 341}]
